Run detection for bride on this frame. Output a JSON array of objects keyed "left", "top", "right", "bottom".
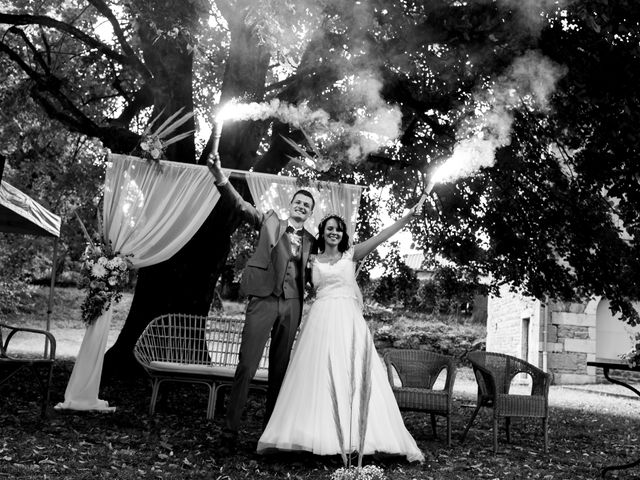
[{"left": 257, "top": 203, "right": 425, "bottom": 463}]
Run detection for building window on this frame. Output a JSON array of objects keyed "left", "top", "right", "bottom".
[{"left": 521, "top": 317, "right": 530, "bottom": 362}]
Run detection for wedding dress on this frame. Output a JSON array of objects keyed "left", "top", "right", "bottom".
[{"left": 257, "top": 249, "right": 424, "bottom": 462}]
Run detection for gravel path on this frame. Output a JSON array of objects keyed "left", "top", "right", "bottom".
[{"left": 9, "top": 325, "right": 640, "bottom": 415}]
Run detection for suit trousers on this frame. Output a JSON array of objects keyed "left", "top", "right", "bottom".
[{"left": 225, "top": 294, "right": 301, "bottom": 432}]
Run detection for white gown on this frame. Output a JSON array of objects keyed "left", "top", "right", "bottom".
[{"left": 257, "top": 249, "right": 424, "bottom": 463}]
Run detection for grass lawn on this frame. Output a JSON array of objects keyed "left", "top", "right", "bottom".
[{"left": 2, "top": 288, "right": 640, "bottom": 479}]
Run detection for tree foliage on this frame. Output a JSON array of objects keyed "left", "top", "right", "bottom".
[
  {"left": 2, "top": 0, "right": 640, "bottom": 373},
  {"left": 418, "top": 1, "right": 640, "bottom": 323},
  {"left": 372, "top": 243, "right": 419, "bottom": 309}
]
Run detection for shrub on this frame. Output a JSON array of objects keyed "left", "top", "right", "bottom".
[
  {"left": 371, "top": 245, "right": 419, "bottom": 309},
  {"left": 0, "top": 278, "right": 34, "bottom": 314},
  {"left": 367, "top": 311, "right": 485, "bottom": 360}
]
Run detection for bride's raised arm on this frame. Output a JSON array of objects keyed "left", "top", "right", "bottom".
[{"left": 352, "top": 195, "right": 426, "bottom": 262}]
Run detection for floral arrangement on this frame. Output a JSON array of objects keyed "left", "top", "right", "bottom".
[
  {"left": 80, "top": 240, "right": 133, "bottom": 325},
  {"left": 139, "top": 107, "right": 195, "bottom": 162},
  {"left": 620, "top": 332, "right": 640, "bottom": 368},
  {"left": 330, "top": 465, "right": 386, "bottom": 480},
  {"left": 140, "top": 134, "right": 165, "bottom": 160}
]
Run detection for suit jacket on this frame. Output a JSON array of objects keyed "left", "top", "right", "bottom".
[{"left": 217, "top": 182, "right": 315, "bottom": 298}]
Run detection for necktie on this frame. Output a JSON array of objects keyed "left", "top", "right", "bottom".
[{"left": 286, "top": 226, "right": 303, "bottom": 257}]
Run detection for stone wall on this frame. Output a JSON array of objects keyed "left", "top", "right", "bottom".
[
  {"left": 487, "top": 292, "right": 601, "bottom": 384},
  {"left": 547, "top": 303, "right": 597, "bottom": 384},
  {"left": 486, "top": 286, "right": 541, "bottom": 367}
]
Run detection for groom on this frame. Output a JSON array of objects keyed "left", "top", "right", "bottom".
[{"left": 208, "top": 154, "right": 315, "bottom": 441}]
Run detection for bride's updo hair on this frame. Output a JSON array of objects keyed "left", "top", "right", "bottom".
[{"left": 315, "top": 214, "right": 350, "bottom": 253}]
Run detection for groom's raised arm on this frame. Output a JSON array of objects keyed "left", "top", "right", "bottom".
[{"left": 208, "top": 155, "right": 263, "bottom": 230}]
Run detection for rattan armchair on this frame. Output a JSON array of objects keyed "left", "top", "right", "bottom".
[
  {"left": 461, "top": 351, "right": 552, "bottom": 453},
  {"left": 383, "top": 349, "right": 457, "bottom": 446}
]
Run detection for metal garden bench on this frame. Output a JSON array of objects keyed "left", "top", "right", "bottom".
[{"left": 0, "top": 323, "right": 56, "bottom": 418}]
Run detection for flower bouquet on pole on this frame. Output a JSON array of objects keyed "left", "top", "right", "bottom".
[
  {"left": 79, "top": 240, "right": 133, "bottom": 325},
  {"left": 75, "top": 212, "right": 133, "bottom": 325}
]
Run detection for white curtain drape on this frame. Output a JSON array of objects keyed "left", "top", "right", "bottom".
[
  {"left": 56, "top": 154, "right": 219, "bottom": 411},
  {"left": 245, "top": 172, "right": 363, "bottom": 238}
]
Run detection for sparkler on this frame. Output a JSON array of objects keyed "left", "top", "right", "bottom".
[
  {"left": 425, "top": 179, "right": 436, "bottom": 195},
  {"left": 414, "top": 193, "right": 428, "bottom": 214},
  {"left": 212, "top": 119, "right": 223, "bottom": 156},
  {"left": 212, "top": 102, "right": 235, "bottom": 156}
]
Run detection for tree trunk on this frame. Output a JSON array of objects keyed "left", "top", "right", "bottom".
[
  {"left": 103, "top": 10, "right": 271, "bottom": 379},
  {"left": 102, "top": 191, "right": 244, "bottom": 378}
]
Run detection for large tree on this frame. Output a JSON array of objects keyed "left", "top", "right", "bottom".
[{"left": 2, "top": 0, "right": 639, "bottom": 378}]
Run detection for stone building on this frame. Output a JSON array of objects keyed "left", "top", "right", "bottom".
[{"left": 487, "top": 286, "right": 640, "bottom": 384}]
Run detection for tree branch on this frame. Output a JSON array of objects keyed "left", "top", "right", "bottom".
[
  {"left": 0, "top": 12, "right": 149, "bottom": 77},
  {"left": 5, "top": 26, "right": 50, "bottom": 73},
  {"left": 38, "top": 24, "right": 52, "bottom": 66},
  {"left": 0, "top": 36, "right": 103, "bottom": 136},
  {"left": 213, "top": 0, "right": 242, "bottom": 25},
  {"left": 85, "top": 0, "right": 152, "bottom": 79},
  {"left": 30, "top": 87, "right": 86, "bottom": 132},
  {"left": 33, "top": 85, "right": 140, "bottom": 153},
  {"left": 112, "top": 82, "right": 154, "bottom": 126}
]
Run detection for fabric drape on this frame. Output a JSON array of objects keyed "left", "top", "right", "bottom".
[
  {"left": 245, "top": 173, "right": 363, "bottom": 238},
  {"left": 56, "top": 155, "right": 363, "bottom": 413},
  {"left": 56, "top": 154, "right": 219, "bottom": 411}
]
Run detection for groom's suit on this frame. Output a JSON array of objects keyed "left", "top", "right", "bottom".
[{"left": 217, "top": 182, "right": 315, "bottom": 431}]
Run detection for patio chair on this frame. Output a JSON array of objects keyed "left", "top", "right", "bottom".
[
  {"left": 383, "top": 349, "right": 457, "bottom": 446},
  {"left": 0, "top": 323, "right": 56, "bottom": 418},
  {"left": 460, "top": 351, "right": 552, "bottom": 453},
  {"left": 134, "top": 314, "right": 269, "bottom": 419}
]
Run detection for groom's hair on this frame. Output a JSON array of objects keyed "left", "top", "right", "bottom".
[
  {"left": 290, "top": 189, "right": 315, "bottom": 210},
  {"left": 315, "top": 214, "right": 350, "bottom": 253}
]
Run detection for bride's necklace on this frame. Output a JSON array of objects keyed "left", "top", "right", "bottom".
[{"left": 318, "top": 252, "right": 342, "bottom": 265}]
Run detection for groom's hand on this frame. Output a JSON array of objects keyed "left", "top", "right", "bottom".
[
  {"left": 207, "top": 153, "right": 227, "bottom": 185},
  {"left": 411, "top": 194, "right": 427, "bottom": 217}
]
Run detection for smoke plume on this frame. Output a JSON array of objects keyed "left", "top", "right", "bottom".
[
  {"left": 433, "top": 50, "right": 567, "bottom": 184},
  {"left": 219, "top": 71, "right": 402, "bottom": 167},
  {"left": 497, "top": 0, "right": 568, "bottom": 35}
]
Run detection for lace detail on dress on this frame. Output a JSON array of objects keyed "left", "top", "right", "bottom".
[{"left": 313, "top": 248, "right": 362, "bottom": 306}]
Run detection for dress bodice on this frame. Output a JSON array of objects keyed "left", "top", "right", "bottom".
[{"left": 312, "top": 248, "right": 362, "bottom": 303}]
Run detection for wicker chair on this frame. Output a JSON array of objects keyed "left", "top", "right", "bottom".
[
  {"left": 383, "top": 349, "right": 457, "bottom": 446},
  {"left": 0, "top": 323, "right": 56, "bottom": 418},
  {"left": 461, "top": 351, "right": 552, "bottom": 453},
  {"left": 134, "top": 314, "right": 269, "bottom": 419}
]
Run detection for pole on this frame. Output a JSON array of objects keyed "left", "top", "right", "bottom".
[
  {"left": 44, "top": 236, "right": 59, "bottom": 358},
  {"left": 542, "top": 296, "right": 549, "bottom": 372}
]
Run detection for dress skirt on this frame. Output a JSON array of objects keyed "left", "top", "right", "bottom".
[{"left": 257, "top": 293, "right": 424, "bottom": 463}]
